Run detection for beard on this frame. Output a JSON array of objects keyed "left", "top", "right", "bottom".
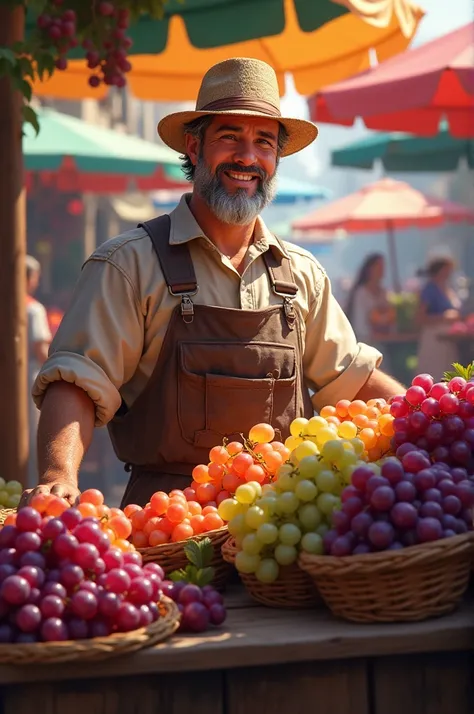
[{"left": 193, "top": 157, "right": 278, "bottom": 225}]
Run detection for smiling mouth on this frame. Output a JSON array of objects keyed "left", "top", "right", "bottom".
[{"left": 224, "top": 171, "right": 259, "bottom": 183}]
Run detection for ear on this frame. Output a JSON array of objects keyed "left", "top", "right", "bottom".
[{"left": 184, "top": 132, "right": 200, "bottom": 167}]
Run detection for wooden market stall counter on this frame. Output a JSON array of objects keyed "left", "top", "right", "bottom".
[{"left": 0, "top": 585, "right": 472, "bottom": 714}]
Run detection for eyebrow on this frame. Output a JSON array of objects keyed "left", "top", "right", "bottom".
[{"left": 215, "top": 124, "right": 278, "bottom": 142}]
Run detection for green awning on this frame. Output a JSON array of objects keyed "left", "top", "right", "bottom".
[
  {"left": 23, "top": 107, "right": 182, "bottom": 177},
  {"left": 26, "top": 1, "right": 349, "bottom": 54},
  {"left": 331, "top": 125, "right": 474, "bottom": 172}
]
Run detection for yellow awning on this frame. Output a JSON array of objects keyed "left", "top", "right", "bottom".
[{"left": 32, "top": 0, "right": 424, "bottom": 101}]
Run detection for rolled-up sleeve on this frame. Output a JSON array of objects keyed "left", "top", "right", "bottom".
[
  {"left": 303, "top": 272, "right": 382, "bottom": 410},
  {"left": 32, "top": 257, "right": 144, "bottom": 427}
]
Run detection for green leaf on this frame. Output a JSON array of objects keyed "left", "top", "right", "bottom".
[
  {"left": 18, "top": 57, "right": 35, "bottom": 80},
  {"left": 0, "top": 48, "right": 16, "bottom": 66},
  {"left": 443, "top": 361, "right": 474, "bottom": 382},
  {"left": 169, "top": 569, "right": 188, "bottom": 582},
  {"left": 15, "top": 78, "right": 32, "bottom": 102},
  {"left": 22, "top": 105, "right": 40, "bottom": 136},
  {"left": 36, "top": 53, "right": 55, "bottom": 81},
  {"left": 194, "top": 566, "right": 215, "bottom": 588},
  {"left": 183, "top": 537, "right": 214, "bottom": 569}
]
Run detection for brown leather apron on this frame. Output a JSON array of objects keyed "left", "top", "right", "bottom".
[{"left": 108, "top": 216, "right": 313, "bottom": 508}]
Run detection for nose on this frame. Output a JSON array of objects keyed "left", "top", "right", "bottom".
[{"left": 232, "top": 138, "right": 258, "bottom": 167}]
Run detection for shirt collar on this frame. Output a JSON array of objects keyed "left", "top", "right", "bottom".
[{"left": 168, "top": 192, "right": 289, "bottom": 259}]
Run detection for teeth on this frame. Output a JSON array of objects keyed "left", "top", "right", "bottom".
[{"left": 228, "top": 172, "right": 254, "bottom": 181}]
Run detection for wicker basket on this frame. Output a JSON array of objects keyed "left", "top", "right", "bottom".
[
  {"left": 0, "top": 596, "right": 180, "bottom": 665},
  {"left": 0, "top": 508, "right": 16, "bottom": 526},
  {"left": 299, "top": 532, "right": 474, "bottom": 623},
  {"left": 222, "top": 536, "right": 320, "bottom": 609},
  {"left": 138, "top": 526, "right": 232, "bottom": 590}
]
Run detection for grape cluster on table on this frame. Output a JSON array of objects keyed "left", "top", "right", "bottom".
[
  {"left": 0, "top": 506, "right": 164, "bottom": 643},
  {"left": 325, "top": 371, "right": 474, "bottom": 557},
  {"left": 391, "top": 373, "right": 474, "bottom": 472},
  {"left": 326, "top": 457, "right": 474, "bottom": 556},
  {"left": 162, "top": 581, "right": 226, "bottom": 634}
]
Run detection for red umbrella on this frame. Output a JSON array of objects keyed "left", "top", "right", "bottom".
[
  {"left": 308, "top": 23, "right": 474, "bottom": 138},
  {"left": 291, "top": 178, "right": 474, "bottom": 290}
]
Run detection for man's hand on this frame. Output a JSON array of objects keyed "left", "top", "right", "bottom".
[{"left": 20, "top": 480, "right": 81, "bottom": 508}]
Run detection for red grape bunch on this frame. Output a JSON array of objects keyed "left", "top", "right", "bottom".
[
  {"left": 36, "top": 1, "right": 79, "bottom": 71},
  {"left": 324, "top": 454, "right": 474, "bottom": 557},
  {"left": 36, "top": 1, "right": 133, "bottom": 88},
  {"left": 390, "top": 371, "right": 474, "bottom": 473},
  {"left": 0, "top": 506, "right": 165, "bottom": 644},
  {"left": 162, "top": 580, "right": 227, "bottom": 634}
]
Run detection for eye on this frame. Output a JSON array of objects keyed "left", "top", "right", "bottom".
[{"left": 257, "top": 138, "right": 275, "bottom": 148}]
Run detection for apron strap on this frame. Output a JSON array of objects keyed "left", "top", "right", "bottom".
[
  {"left": 262, "top": 240, "right": 298, "bottom": 298},
  {"left": 139, "top": 215, "right": 198, "bottom": 296}
]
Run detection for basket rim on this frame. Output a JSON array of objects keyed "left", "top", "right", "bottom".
[
  {"left": 298, "top": 531, "right": 474, "bottom": 572},
  {"left": 299, "top": 531, "right": 474, "bottom": 565},
  {"left": 137, "top": 525, "right": 228, "bottom": 554},
  {"left": 0, "top": 596, "right": 180, "bottom": 664}
]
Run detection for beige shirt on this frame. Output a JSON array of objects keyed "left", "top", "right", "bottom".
[{"left": 33, "top": 194, "right": 382, "bottom": 427}]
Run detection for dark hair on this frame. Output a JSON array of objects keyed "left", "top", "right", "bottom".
[
  {"left": 345, "top": 253, "right": 384, "bottom": 323},
  {"left": 416, "top": 257, "right": 455, "bottom": 279},
  {"left": 179, "top": 115, "right": 289, "bottom": 181}
]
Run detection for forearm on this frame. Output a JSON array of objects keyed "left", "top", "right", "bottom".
[
  {"left": 33, "top": 341, "right": 50, "bottom": 364},
  {"left": 355, "top": 368, "right": 405, "bottom": 403},
  {"left": 37, "top": 381, "right": 95, "bottom": 488}
]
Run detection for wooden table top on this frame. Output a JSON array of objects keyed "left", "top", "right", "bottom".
[{"left": 0, "top": 585, "right": 472, "bottom": 685}]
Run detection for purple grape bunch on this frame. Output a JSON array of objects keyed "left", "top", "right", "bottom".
[
  {"left": 390, "top": 372, "right": 474, "bottom": 473},
  {"left": 324, "top": 455, "right": 474, "bottom": 556},
  {"left": 161, "top": 581, "right": 227, "bottom": 633},
  {"left": 0, "top": 506, "right": 165, "bottom": 643}
]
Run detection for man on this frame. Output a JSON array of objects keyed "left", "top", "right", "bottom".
[
  {"left": 26, "top": 255, "right": 52, "bottom": 488},
  {"left": 25, "top": 58, "right": 403, "bottom": 508}
]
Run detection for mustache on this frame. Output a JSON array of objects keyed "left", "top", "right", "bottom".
[{"left": 216, "top": 163, "right": 268, "bottom": 181}]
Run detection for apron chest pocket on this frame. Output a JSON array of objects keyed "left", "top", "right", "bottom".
[{"left": 177, "top": 341, "right": 297, "bottom": 448}]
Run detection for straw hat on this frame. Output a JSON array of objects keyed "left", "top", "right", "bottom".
[{"left": 158, "top": 58, "right": 318, "bottom": 158}]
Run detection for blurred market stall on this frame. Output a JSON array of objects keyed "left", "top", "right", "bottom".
[
  {"left": 309, "top": 23, "right": 474, "bottom": 137},
  {"left": 291, "top": 178, "right": 474, "bottom": 292},
  {"left": 24, "top": 107, "right": 186, "bottom": 193},
  {"left": 331, "top": 124, "right": 474, "bottom": 173}
]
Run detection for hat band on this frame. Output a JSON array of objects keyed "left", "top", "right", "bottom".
[{"left": 199, "top": 96, "right": 281, "bottom": 118}]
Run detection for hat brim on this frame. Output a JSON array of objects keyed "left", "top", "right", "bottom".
[{"left": 158, "top": 110, "right": 318, "bottom": 158}]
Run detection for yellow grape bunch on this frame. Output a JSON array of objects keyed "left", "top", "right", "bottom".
[
  {"left": 295, "top": 399, "right": 395, "bottom": 462},
  {"left": 218, "top": 416, "right": 375, "bottom": 584}
]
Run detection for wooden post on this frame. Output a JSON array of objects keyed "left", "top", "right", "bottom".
[
  {"left": 0, "top": 5, "right": 28, "bottom": 486},
  {"left": 386, "top": 220, "right": 401, "bottom": 293}
]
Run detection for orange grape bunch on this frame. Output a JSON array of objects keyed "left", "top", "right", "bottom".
[
  {"left": 126, "top": 489, "right": 225, "bottom": 549},
  {"left": 320, "top": 399, "right": 395, "bottom": 462},
  {"left": 189, "top": 422, "right": 291, "bottom": 501}
]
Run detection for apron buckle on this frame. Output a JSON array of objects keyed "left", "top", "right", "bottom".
[
  {"left": 283, "top": 297, "right": 296, "bottom": 329},
  {"left": 180, "top": 295, "right": 195, "bottom": 324}
]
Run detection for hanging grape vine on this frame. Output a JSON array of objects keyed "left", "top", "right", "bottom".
[{"left": 0, "top": 0, "right": 168, "bottom": 132}]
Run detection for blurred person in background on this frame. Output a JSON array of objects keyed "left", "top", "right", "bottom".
[
  {"left": 416, "top": 256, "right": 461, "bottom": 379},
  {"left": 345, "top": 253, "right": 396, "bottom": 345},
  {"left": 26, "top": 256, "right": 52, "bottom": 488}
]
